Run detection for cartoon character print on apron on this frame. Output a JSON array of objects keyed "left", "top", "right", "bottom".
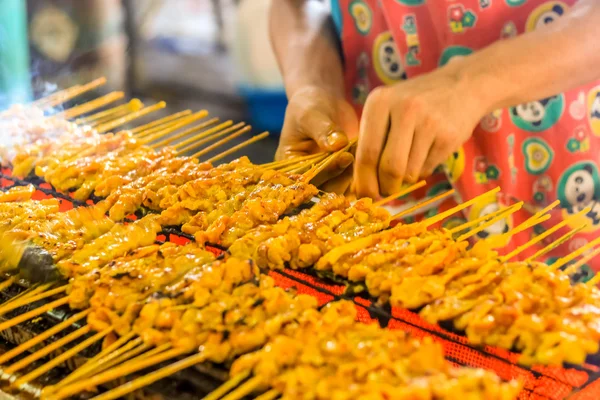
[{"left": 332, "top": 0, "right": 600, "bottom": 282}]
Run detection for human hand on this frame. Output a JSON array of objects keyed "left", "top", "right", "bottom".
[
  {"left": 276, "top": 86, "right": 359, "bottom": 193},
  {"left": 354, "top": 61, "right": 488, "bottom": 198}
]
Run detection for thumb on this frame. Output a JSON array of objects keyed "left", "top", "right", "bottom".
[{"left": 299, "top": 109, "right": 349, "bottom": 152}]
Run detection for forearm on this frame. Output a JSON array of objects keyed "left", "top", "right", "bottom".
[
  {"left": 457, "top": 0, "right": 600, "bottom": 111},
  {"left": 269, "top": 0, "right": 345, "bottom": 98}
]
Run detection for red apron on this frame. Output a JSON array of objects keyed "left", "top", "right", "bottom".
[{"left": 333, "top": 0, "right": 600, "bottom": 282}]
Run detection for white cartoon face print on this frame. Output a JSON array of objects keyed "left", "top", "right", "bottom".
[
  {"left": 564, "top": 167, "right": 596, "bottom": 207},
  {"left": 513, "top": 101, "right": 547, "bottom": 126},
  {"left": 378, "top": 38, "right": 404, "bottom": 80},
  {"left": 534, "top": 5, "right": 565, "bottom": 30},
  {"left": 477, "top": 203, "right": 509, "bottom": 238}
]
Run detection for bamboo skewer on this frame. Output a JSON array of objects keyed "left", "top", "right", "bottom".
[
  {"left": 31, "top": 86, "right": 80, "bottom": 108},
  {"left": 500, "top": 206, "right": 591, "bottom": 262},
  {"left": 526, "top": 225, "right": 587, "bottom": 263},
  {"left": 450, "top": 203, "right": 515, "bottom": 234},
  {"left": 13, "top": 327, "right": 114, "bottom": 389},
  {"left": 202, "top": 371, "right": 251, "bottom": 400},
  {"left": 57, "top": 92, "right": 125, "bottom": 120},
  {"left": 302, "top": 140, "right": 357, "bottom": 182},
  {"left": 3, "top": 325, "right": 92, "bottom": 375},
  {"left": 172, "top": 121, "right": 234, "bottom": 150},
  {"left": 0, "top": 285, "right": 33, "bottom": 307},
  {"left": 188, "top": 125, "right": 252, "bottom": 158},
  {"left": 86, "top": 351, "right": 209, "bottom": 400},
  {"left": 204, "top": 132, "right": 270, "bottom": 163},
  {"left": 262, "top": 153, "right": 324, "bottom": 170},
  {"left": 220, "top": 376, "right": 263, "bottom": 400},
  {"left": 44, "top": 78, "right": 108, "bottom": 109},
  {"left": 150, "top": 118, "right": 219, "bottom": 148},
  {"left": 0, "top": 310, "right": 89, "bottom": 365},
  {"left": 0, "top": 296, "right": 69, "bottom": 333},
  {"left": 586, "top": 272, "right": 600, "bottom": 286},
  {"left": 423, "top": 187, "right": 501, "bottom": 228},
  {"left": 392, "top": 189, "right": 456, "bottom": 221},
  {"left": 132, "top": 114, "right": 194, "bottom": 139},
  {"left": 176, "top": 123, "right": 248, "bottom": 155},
  {"left": 551, "top": 236, "right": 600, "bottom": 271},
  {"left": 373, "top": 181, "right": 427, "bottom": 207},
  {"left": 457, "top": 202, "right": 524, "bottom": 243},
  {"left": 96, "top": 102, "right": 167, "bottom": 134},
  {"left": 51, "top": 335, "right": 142, "bottom": 391},
  {"left": 0, "top": 284, "right": 67, "bottom": 317},
  {"left": 0, "top": 277, "right": 15, "bottom": 293},
  {"left": 139, "top": 111, "right": 210, "bottom": 143},
  {"left": 280, "top": 154, "right": 328, "bottom": 174},
  {"left": 130, "top": 110, "right": 192, "bottom": 135},
  {"left": 255, "top": 389, "right": 280, "bottom": 400},
  {"left": 75, "top": 100, "right": 143, "bottom": 126},
  {"left": 52, "top": 346, "right": 191, "bottom": 399},
  {"left": 564, "top": 246, "right": 600, "bottom": 276}
]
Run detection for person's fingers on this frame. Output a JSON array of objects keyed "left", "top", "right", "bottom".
[
  {"left": 377, "top": 111, "right": 416, "bottom": 196},
  {"left": 421, "top": 138, "right": 454, "bottom": 178},
  {"left": 311, "top": 152, "right": 354, "bottom": 187},
  {"left": 405, "top": 125, "right": 435, "bottom": 183},
  {"left": 321, "top": 165, "right": 353, "bottom": 194},
  {"left": 355, "top": 88, "right": 391, "bottom": 199}
]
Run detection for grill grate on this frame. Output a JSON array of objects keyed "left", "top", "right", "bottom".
[{"left": 2, "top": 167, "right": 600, "bottom": 399}]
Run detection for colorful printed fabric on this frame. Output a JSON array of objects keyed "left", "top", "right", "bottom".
[{"left": 331, "top": 0, "right": 600, "bottom": 282}]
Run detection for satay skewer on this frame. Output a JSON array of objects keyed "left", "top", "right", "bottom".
[
  {"left": 96, "top": 102, "right": 167, "bottom": 134},
  {"left": 58, "top": 91, "right": 125, "bottom": 120},
  {"left": 457, "top": 202, "right": 523, "bottom": 242},
  {"left": 391, "top": 189, "right": 456, "bottom": 220},
  {"left": 0, "top": 296, "right": 69, "bottom": 333},
  {"left": 254, "top": 389, "right": 280, "bottom": 400},
  {"left": 43, "top": 77, "right": 108, "bottom": 109},
  {"left": 178, "top": 123, "right": 249, "bottom": 155},
  {"left": 13, "top": 327, "right": 114, "bottom": 389},
  {"left": 526, "top": 224, "right": 587, "bottom": 262},
  {"left": 151, "top": 118, "right": 220, "bottom": 148},
  {"left": 171, "top": 121, "right": 234, "bottom": 151},
  {"left": 202, "top": 371, "right": 251, "bottom": 400},
  {"left": 0, "top": 310, "right": 89, "bottom": 365},
  {"left": 423, "top": 187, "right": 501, "bottom": 227},
  {"left": 86, "top": 351, "right": 210, "bottom": 400},
  {"left": 0, "top": 284, "right": 67, "bottom": 317},
  {"left": 552, "top": 235, "right": 600, "bottom": 271},
  {"left": 373, "top": 181, "right": 427, "bottom": 207},
  {"left": 191, "top": 125, "right": 252, "bottom": 158},
  {"left": 500, "top": 206, "right": 591, "bottom": 262},
  {"left": 75, "top": 100, "right": 143, "bottom": 126},
  {"left": 564, "top": 246, "right": 600, "bottom": 276},
  {"left": 0, "top": 277, "right": 15, "bottom": 294},
  {"left": 204, "top": 132, "right": 270, "bottom": 163},
  {"left": 3, "top": 325, "right": 92, "bottom": 375},
  {"left": 220, "top": 377, "right": 263, "bottom": 400},
  {"left": 130, "top": 110, "right": 192, "bottom": 135},
  {"left": 139, "top": 111, "right": 209, "bottom": 143}
]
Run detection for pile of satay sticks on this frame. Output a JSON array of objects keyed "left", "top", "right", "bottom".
[{"left": 0, "top": 78, "right": 598, "bottom": 399}]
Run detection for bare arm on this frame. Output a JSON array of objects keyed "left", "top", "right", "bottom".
[
  {"left": 465, "top": 0, "right": 600, "bottom": 111},
  {"left": 269, "top": 0, "right": 345, "bottom": 98}
]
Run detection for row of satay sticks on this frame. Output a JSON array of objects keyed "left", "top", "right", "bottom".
[
  {"left": 0, "top": 181, "right": 598, "bottom": 399},
  {"left": 0, "top": 78, "right": 597, "bottom": 397}
]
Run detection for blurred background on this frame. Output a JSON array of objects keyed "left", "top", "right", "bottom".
[{"left": 1, "top": 0, "right": 290, "bottom": 163}]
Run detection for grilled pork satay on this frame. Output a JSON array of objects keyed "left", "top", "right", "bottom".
[
  {"left": 36, "top": 131, "right": 141, "bottom": 183},
  {"left": 0, "top": 199, "right": 61, "bottom": 230},
  {"left": 134, "top": 272, "right": 318, "bottom": 361},
  {"left": 0, "top": 185, "right": 36, "bottom": 203},
  {"left": 9, "top": 128, "right": 97, "bottom": 177},
  {"left": 102, "top": 156, "right": 256, "bottom": 221},
  {"left": 72, "top": 147, "right": 177, "bottom": 201},
  {"left": 56, "top": 215, "right": 161, "bottom": 278},
  {"left": 193, "top": 170, "right": 319, "bottom": 247},
  {"left": 4, "top": 204, "right": 115, "bottom": 261},
  {"left": 230, "top": 301, "right": 522, "bottom": 400},
  {"left": 243, "top": 195, "right": 391, "bottom": 271},
  {"left": 420, "top": 261, "right": 600, "bottom": 365},
  {"left": 70, "top": 242, "right": 216, "bottom": 335}
]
